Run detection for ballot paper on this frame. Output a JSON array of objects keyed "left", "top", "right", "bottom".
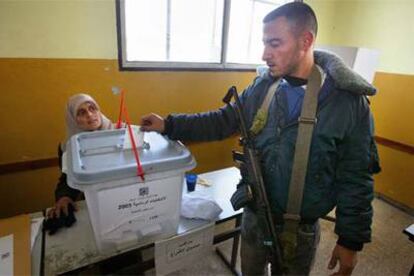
[
  {"left": 0, "top": 234, "right": 13, "bottom": 276},
  {"left": 154, "top": 222, "right": 215, "bottom": 275},
  {"left": 123, "top": 125, "right": 144, "bottom": 149}
]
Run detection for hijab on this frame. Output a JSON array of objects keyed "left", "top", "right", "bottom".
[{"left": 63, "top": 93, "right": 113, "bottom": 150}]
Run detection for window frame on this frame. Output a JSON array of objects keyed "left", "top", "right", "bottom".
[{"left": 116, "top": 0, "right": 275, "bottom": 71}]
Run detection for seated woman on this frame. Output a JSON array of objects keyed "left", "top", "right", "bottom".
[{"left": 47, "top": 93, "right": 113, "bottom": 219}]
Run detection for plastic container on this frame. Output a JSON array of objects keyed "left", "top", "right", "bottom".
[
  {"left": 185, "top": 173, "right": 197, "bottom": 192},
  {"left": 65, "top": 129, "right": 196, "bottom": 253}
]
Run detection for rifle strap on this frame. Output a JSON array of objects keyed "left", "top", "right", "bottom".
[{"left": 285, "top": 65, "right": 323, "bottom": 221}]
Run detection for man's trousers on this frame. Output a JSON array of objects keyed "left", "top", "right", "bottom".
[{"left": 240, "top": 208, "right": 320, "bottom": 276}]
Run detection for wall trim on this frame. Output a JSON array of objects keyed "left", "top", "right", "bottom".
[
  {"left": 375, "top": 136, "right": 414, "bottom": 155},
  {"left": 0, "top": 158, "right": 58, "bottom": 175},
  {"left": 375, "top": 193, "right": 414, "bottom": 216},
  {"left": 0, "top": 135, "right": 411, "bottom": 175}
]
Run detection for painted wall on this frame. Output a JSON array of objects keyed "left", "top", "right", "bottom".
[
  {"left": 0, "top": 0, "right": 412, "bottom": 217},
  {"left": 0, "top": 58, "right": 253, "bottom": 218},
  {"left": 0, "top": 0, "right": 117, "bottom": 59},
  {"left": 309, "top": 0, "right": 414, "bottom": 75},
  {"left": 0, "top": 0, "right": 253, "bottom": 218},
  {"left": 309, "top": 0, "right": 414, "bottom": 209}
]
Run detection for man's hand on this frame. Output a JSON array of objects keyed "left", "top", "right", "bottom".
[
  {"left": 47, "top": 196, "right": 77, "bottom": 218},
  {"left": 328, "top": 244, "right": 358, "bottom": 276},
  {"left": 140, "top": 113, "right": 165, "bottom": 133}
]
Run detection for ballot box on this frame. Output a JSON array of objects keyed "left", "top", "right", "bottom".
[{"left": 65, "top": 129, "right": 196, "bottom": 253}]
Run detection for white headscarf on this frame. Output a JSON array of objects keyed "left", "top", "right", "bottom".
[{"left": 64, "top": 93, "right": 113, "bottom": 149}]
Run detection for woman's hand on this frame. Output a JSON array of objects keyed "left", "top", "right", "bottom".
[{"left": 47, "top": 196, "right": 78, "bottom": 218}]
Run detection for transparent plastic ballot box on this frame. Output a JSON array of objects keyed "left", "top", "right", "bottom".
[{"left": 65, "top": 129, "right": 196, "bottom": 253}]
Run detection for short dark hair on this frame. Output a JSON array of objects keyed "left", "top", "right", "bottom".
[{"left": 263, "top": 2, "right": 318, "bottom": 37}]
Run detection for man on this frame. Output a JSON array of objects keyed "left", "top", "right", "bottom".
[{"left": 141, "top": 2, "right": 379, "bottom": 275}]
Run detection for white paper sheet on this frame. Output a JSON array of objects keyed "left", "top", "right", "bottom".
[
  {"left": 181, "top": 190, "right": 223, "bottom": 220},
  {"left": 405, "top": 224, "right": 414, "bottom": 235},
  {"left": 0, "top": 234, "right": 13, "bottom": 276},
  {"left": 154, "top": 222, "right": 215, "bottom": 275}
]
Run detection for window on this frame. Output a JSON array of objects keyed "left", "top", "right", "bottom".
[{"left": 117, "top": 0, "right": 291, "bottom": 70}]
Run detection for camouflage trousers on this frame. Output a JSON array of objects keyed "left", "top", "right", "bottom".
[{"left": 240, "top": 208, "right": 320, "bottom": 276}]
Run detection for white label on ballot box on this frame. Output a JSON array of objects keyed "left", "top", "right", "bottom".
[
  {"left": 155, "top": 222, "right": 214, "bottom": 275},
  {"left": 97, "top": 179, "right": 178, "bottom": 240}
]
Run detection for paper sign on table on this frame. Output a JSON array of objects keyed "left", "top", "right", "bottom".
[
  {"left": 0, "top": 234, "right": 13, "bottom": 276},
  {"left": 0, "top": 215, "right": 31, "bottom": 275},
  {"left": 154, "top": 222, "right": 215, "bottom": 275}
]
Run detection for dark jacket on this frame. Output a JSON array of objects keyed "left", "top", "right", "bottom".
[
  {"left": 163, "top": 50, "right": 380, "bottom": 249},
  {"left": 54, "top": 144, "right": 81, "bottom": 201}
]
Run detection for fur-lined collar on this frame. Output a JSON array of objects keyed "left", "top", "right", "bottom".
[{"left": 257, "top": 50, "right": 377, "bottom": 96}]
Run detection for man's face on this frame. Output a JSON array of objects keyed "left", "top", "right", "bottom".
[{"left": 262, "top": 16, "right": 305, "bottom": 78}]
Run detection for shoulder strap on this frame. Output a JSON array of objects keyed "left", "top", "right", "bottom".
[
  {"left": 280, "top": 65, "right": 323, "bottom": 264},
  {"left": 250, "top": 78, "right": 281, "bottom": 136},
  {"left": 285, "top": 65, "right": 323, "bottom": 222}
]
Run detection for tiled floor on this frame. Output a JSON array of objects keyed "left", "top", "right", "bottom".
[
  {"left": 311, "top": 199, "right": 413, "bottom": 276},
  {"left": 143, "top": 198, "right": 413, "bottom": 276}
]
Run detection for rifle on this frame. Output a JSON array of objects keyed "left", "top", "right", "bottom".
[{"left": 223, "top": 86, "right": 284, "bottom": 274}]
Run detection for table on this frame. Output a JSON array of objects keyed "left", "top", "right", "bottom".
[{"left": 41, "top": 167, "right": 242, "bottom": 275}]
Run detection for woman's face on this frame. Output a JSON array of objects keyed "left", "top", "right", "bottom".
[{"left": 75, "top": 102, "right": 102, "bottom": 131}]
